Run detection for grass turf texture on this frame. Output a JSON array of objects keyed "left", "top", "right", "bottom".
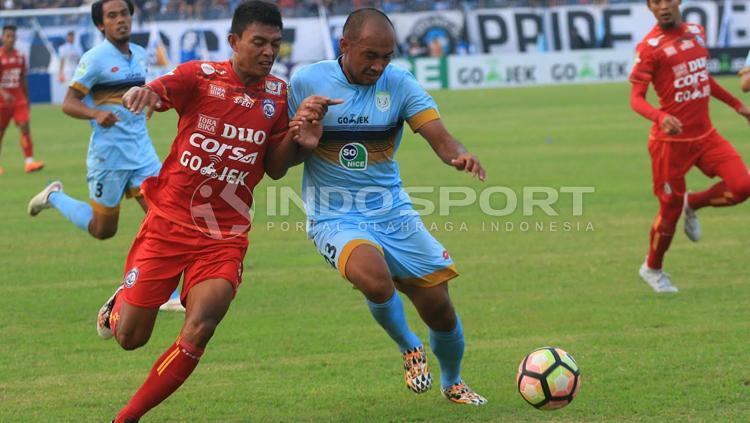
[{"left": 1, "top": 77, "right": 749, "bottom": 421}]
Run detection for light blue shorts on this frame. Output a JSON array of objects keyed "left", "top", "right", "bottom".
[
  {"left": 87, "top": 159, "right": 161, "bottom": 211},
  {"left": 308, "top": 213, "right": 458, "bottom": 287}
]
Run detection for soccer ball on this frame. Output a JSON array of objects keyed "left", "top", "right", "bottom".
[{"left": 516, "top": 347, "right": 580, "bottom": 410}]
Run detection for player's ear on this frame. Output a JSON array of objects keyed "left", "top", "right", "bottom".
[
  {"left": 228, "top": 33, "right": 239, "bottom": 52},
  {"left": 339, "top": 37, "right": 348, "bottom": 55}
]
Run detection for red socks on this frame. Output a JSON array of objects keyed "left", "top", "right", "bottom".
[
  {"left": 647, "top": 204, "right": 681, "bottom": 270},
  {"left": 114, "top": 338, "right": 205, "bottom": 422},
  {"left": 20, "top": 132, "right": 33, "bottom": 158}
]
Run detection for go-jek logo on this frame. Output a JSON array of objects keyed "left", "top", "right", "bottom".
[{"left": 339, "top": 143, "right": 368, "bottom": 171}]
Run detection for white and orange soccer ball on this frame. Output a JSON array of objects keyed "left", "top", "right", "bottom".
[{"left": 516, "top": 347, "right": 580, "bottom": 410}]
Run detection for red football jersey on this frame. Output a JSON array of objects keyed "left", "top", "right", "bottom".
[
  {"left": 143, "top": 60, "right": 289, "bottom": 238},
  {"left": 630, "top": 23, "right": 714, "bottom": 142},
  {"left": 0, "top": 48, "right": 27, "bottom": 106}
]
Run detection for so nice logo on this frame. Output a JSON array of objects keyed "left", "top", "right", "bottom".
[{"left": 339, "top": 143, "right": 368, "bottom": 171}]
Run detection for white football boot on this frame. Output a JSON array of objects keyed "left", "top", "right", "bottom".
[
  {"left": 27, "top": 180, "right": 63, "bottom": 216},
  {"left": 639, "top": 261, "right": 679, "bottom": 293},
  {"left": 682, "top": 192, "right": 701, "bottom": 242}
]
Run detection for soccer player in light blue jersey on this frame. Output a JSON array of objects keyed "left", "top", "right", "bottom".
[
  {"left": 287, "top": 8, "right": 487, "bottom": 405},
  {"left": 27, "top": 0, "right": 181, "bottom": 311},
  {"left": 740, "top": 50, "right": 750, "bottom": 93}
]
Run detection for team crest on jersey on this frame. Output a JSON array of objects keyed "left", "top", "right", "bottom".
[
  {"left": 208, "top": 84, "right": 226, "bottom": 100},
  {"left": 197, "top": 114, "right": 219, "bottom": 134},
  {"left": 262, "top": 99, "right": 276, "bottom": 119},
  {"left": 264, "top": 80, "right": 282, "bottom": 96},
  {"left": 75, "top": 61, "right": 88, "bottom": 77},
  {"left": 375, "top": 91, "right": 391, "bottom": 112},
  {"left": 201, "top": 62, "right": 216, "bottom": 75},
  {"left": 124, "top": 268, "right": 139, "bottom": 288},
  {"left": 339, "top": 142, "right": 368, "bottom": 171}
]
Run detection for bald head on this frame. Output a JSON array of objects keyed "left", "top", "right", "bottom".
[{"left": 342, "top": 8, "right": 394, "bottom": 42}]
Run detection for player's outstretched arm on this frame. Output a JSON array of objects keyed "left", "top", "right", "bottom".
[
  {"left": 62, "top": 88, "right": 118, "bottom": 128},
  {"left": 122, "top": 86, "right": 162, "bottom": 119},
  {"left": 264, "top": 96, "right": 343, "bottom": 180},
  {"left": 418, "top": 119, "right": 486, "bottom": 181}
]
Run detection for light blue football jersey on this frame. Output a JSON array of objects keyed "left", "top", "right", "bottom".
[
  {"left": 71, "top": 39, "right": 157, "bottom": 171},
  {"left": 745, "top": 49, "right": 750, "bottom": 67},
  {"left": 289, "top": 59, "right": 440, "bottom": 222}
]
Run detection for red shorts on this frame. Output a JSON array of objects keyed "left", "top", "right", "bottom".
[
  {"left": 0, "top": 102, "right": 29, "bottom": 129},
  {"left": 120, "top": 211, "right": 248, "bottom": 309},
  {"left": 649, "top": 131, "right": 742, "bottom": 202}
]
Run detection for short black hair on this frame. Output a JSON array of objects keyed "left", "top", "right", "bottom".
[
  {"left": 2, "top": 25, "right": 17, "bottom": 32},
  {"left": 230, "top": 1, "right": 283, "bottom": 36},
  {"left": 91, "top": 0, "right": 134, "bottom": 29},
  {"left": 343, "top": 8, "right": 394, "bottom": 41}
]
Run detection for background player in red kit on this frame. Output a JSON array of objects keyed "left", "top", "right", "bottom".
[
  {"left": 0, "top": 25, "right": 44, "bottom": 175},
  {"left": 94, "top": 2, "right": 335, "bottom": 421},
  {"left": 630, "top": 0, "right": 750, "bottom": 293}
]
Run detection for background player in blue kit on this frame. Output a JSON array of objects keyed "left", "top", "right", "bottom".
[
  {"left": 286, "top": 8, "right": 487, "bottom": 405},
  {"left": 27, "top": 0, "right": 181, "bottom": 311}
]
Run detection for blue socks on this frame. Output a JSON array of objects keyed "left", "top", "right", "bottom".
[
  {"left": 49, "top": 191, "right": 93, "bottom": 232},
  {"left": 430, "top": 315, "right": 464, "bottom": 389},
  {"left": 366, "top": 291, "right": 422, "bottom": 353}
]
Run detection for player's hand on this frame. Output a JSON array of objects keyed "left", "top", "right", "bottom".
[
  {"left": 659, "top": 115, "right": 683, "bottom": 135},
  {"left": 123, "top": 86, "right": 161, "bottom": 119},
  {"left": 736, "top": 104, "right": 750, "bottom": 125},
  {"left": 58, "top": 74, "right": 66, "bottom": 83},
  {"left": 451, "top": 153, "right": 486, "bottom": 182},
  {"left": 290, "top": 116, "right": 322, "bottom": 150},
  {"left": 94, "top": 110, "right": 119, "bottom": 128},
  {"left": 297, "top": 96, "right": 344, "bottom": 121}
]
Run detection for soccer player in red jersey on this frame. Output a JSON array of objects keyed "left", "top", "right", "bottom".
[
  {"left": 630, "top": 0, "right": 750, "bottom": 292},
  {"left": 0, "top": 24, "right": 44, "bottom": 175},
  {"left": 94, "top": 2, "right": 334, "bottom": 421}
]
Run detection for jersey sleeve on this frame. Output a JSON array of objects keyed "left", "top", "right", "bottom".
[
  {"left": 629, "top": 43, "right": 657, "bottom": 85},
  {"left": 146, "top": 62, "right": 196, "bottom": 113},
  {"left": 69, "top": 52, "right": 99, "bottom": 96},
  {"left": 399, "top": 70, "right": 440, "bottom": 132},
  {"left": 287, "top": 70, "right": 307, "bottom": 119}
]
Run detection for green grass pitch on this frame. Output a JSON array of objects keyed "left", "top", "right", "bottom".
[{"left": 1, "top": 77, "right": 749, "bottom": 421}]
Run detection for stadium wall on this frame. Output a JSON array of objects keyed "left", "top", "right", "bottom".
[{"left": 17, "top": 1, "right": 750, "bottom": 103}]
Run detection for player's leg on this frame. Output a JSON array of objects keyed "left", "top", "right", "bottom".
[
  {"left": 381, "top": 216, "right": 485, "bottom": 405},
  {"left": 639, "top": 141, "right": 697, "bottom": 292},
  {"left": 689, "top": 136, "right": 750, "bottom": 210},
  {"left": 0, "top": 107, "right": 10, "bottom": 175},
  {"left": 97, "top": 213, "right": 184, "bottom": 348},
  {"left": 114, "top": 238, "right": 244, "bottom": 422},
  {"left": 310, "top": 220, "right": 430, "bottom": 393},
  {"left": 15, "top": 105, "right": 43, "bottom": 172},
  {"left": 114, "top": 279, "right": 232, "bottom": 423}
]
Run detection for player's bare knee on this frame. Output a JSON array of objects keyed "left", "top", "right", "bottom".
[
  {"left": 116, "top": 331, "right": 149, "bottom": 351},
  {"left": 90, "top": 225, "right": 117, "bottom": 240},
  {"left": 181, "top": 318, "right": 218, "bottom": 346}
]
